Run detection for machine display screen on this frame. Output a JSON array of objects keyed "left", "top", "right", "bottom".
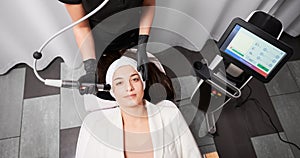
[{"left": 220, "top": 25, "right": 287, "bottom": 78}]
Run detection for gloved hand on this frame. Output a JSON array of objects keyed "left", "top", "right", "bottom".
[
  {"left": 137, "top": 35, "right": 149, "bottom": 81},
  {"left": 78, "top": 58, "right": 98, "bottom": 95}
]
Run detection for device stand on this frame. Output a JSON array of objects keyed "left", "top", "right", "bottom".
[
  {"left": 191, "top": 54, "right": 253, "bottom": 134},
  {"left": 195, "top": 10, "right": 284, "bottom": 134}
]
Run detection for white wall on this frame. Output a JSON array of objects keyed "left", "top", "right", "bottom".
[{"left": 0, "top": 0, "right": 80, "bottom": 74}]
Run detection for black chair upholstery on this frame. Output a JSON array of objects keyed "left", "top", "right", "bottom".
[{"left": 248, "top": 11, "right": 283, "bottom": 38}]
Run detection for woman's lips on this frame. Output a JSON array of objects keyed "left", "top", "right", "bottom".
[{"left": 125, "top": 94, "right": 136, "bottom": 98}]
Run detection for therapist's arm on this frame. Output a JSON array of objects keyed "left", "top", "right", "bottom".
[
  {"left": 65, "top": 4, "right": 98, "bottom": 95},
  {"left": 136, "top": 0, "right": 155, "bottom": 81},
  {"left": 65, "top": 4, "right": 96, "bottom": 60},
  {"left": 139, "top": 0, "right": 155, "bottom": 35}
]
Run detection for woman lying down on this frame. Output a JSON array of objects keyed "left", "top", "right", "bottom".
[{"left": 76, "top": 56, "right": 202, "bottom": 158}]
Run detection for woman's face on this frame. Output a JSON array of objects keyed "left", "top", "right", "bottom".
[{"left": 112, "top": 65, "right": 144, "bottom": 107}]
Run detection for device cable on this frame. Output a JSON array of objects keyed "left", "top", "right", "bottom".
[
  {"left": 237, "top": 85, "right": 300, "bottom": 151},
  {"left": 32, "top": 0, "right": 110, "bottom": 91}
]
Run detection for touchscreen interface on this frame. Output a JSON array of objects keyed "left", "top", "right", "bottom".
[{"left": 220, "top": 25, "right": 286, "bottom": 78}]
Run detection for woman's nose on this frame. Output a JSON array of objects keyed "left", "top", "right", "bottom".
[{"left": 126, "top": 81, "right": 134, "bottom": 91}]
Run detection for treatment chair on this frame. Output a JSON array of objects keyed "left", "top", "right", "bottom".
[{"left": 246, "top": 10, "right": 283, "bottom": 39}]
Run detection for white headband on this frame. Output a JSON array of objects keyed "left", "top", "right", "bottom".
[{"left": 106, "top": 56, "right": 146, "bottom": 98}]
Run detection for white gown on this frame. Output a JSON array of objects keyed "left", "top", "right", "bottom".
[{"left": 75, "top": 100, "right": 202, "bottom": 158}]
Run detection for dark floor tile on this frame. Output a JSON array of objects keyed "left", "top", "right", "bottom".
[
  {"left": 271, "top": 93, "right": 300, "bottom": 158},
  {"left": 60, "top": 63, "right": 86, "bottom": 129},
  {"left": 0, "top": 137, "right": 19, "bottom": 158},
  {"left": 24, "top": 57, "right": 63, "bottom": 99},
  {"left": 199, "top": 144, "right": 217, "bottom": 155},
  {"left": 20, "top": 95, "right": 60, "bottom": 158},
  {"left": 265, "top": 64, "right": 299, "bottom": 96},
  {"left": 0, "top": 68, "right": 25, "bottom": 139},
  {"left": 178, "top": 99, "right": 215, "bottom": 147},
  {"left": 251, "top": 132, "right": 294, "bottom": 158},
  {"left": 171, "top": 76, "right": 198, "bottom": 101},
  {"left": 287, "top": 60, "right": 300, "bottom": 89},
  {"left": 214, "top": 78, "right": 283, "bottom": 158},
  {"left": 60, "top": 127, "right": 81, "bottom": 158}
]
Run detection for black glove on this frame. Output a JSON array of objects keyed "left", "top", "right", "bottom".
[
  {"left": 137, "top": 35, "right": 149, "bottom": 81},
  {"left": 78, "top": 58, "right": 98, "bottom": 95}
]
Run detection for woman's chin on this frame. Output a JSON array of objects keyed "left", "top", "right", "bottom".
[{"left": 119, "top": 99, "right": 143, "bottom": 107}]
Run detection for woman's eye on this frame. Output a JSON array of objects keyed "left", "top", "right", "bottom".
[
  {"left": 132, "top": 77, "right": 140, "bottom": 82},
  {"left": 115, "top": 81, "right": 123, "bottom": 86}
]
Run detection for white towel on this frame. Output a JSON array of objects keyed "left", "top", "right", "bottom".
[{"left": 105, "top": 56, "right": 146, "bottom": 98}]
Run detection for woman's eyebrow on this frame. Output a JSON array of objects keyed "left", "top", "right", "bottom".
[
  {"left": 130, "top": 73, "right": 139, "bottom": 77},
  {"left": 113, "top": 73, "right": 138, "bottom": 81},
  {"left": 113, "top": 77, "right": 123, "bottom": 81}
]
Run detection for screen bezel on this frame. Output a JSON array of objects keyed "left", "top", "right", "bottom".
[{"left": 217, "top": 18, "right": 293, "bottom": 83}]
